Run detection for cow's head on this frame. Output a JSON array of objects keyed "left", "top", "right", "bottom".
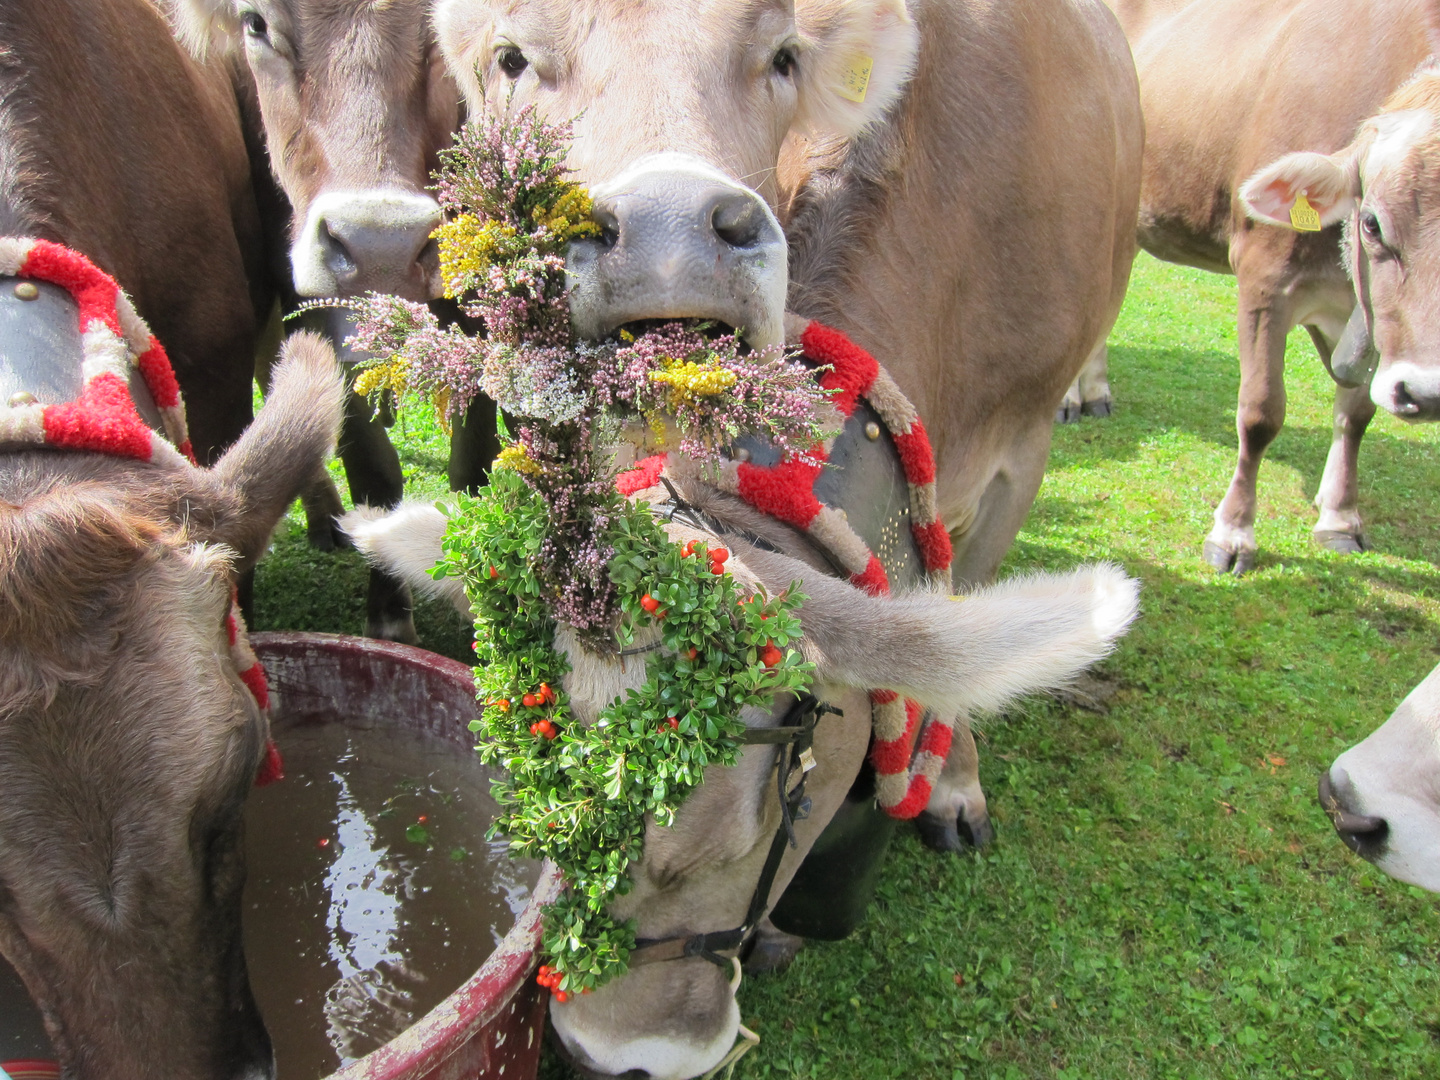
[
  {"left": 1320, "top": 661, "right": 1440, "bottom": 893},
  {"left": 0, "top": 336, "right": 343, "bottom": 1078},
  {"left": 341, "top": 498, "right": 1140, "bottom": 1080},
  {"left": 1241, "top": 69, "right": 1440, "bottom": 419},
  {"left": 168, "top": 0, "right": 459, "bottom": 299},
  {"left": 433, "top": 0, "right": 921, "bottom": 347}
]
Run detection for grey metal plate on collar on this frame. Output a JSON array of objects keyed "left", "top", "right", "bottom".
[
  {"left": 0, "top": 274, "right": 163, "bottom": 431},
  {"left": 732, "top": 398, "right": 926, "bottom": 593}
]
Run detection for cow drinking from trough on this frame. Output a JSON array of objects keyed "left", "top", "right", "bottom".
[
  {"left": 0, "top": 327, "right": 344, "bottom": 1077},
  {"left": 429, "top": 0, "right": 1142, "bottom": 854},
  {"left": 1103, "top": 0, "right": 1438, "bottom": 573},
  {"left": 166, "top": 0, "right": 502, "bottom": 644}
]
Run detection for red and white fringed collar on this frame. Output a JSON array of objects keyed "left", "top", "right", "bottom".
[
  {"left": 617, "top": 320, "right": 955, "bottom": 820},
  {"left": 0, "top": 238, "right": 196, "bottom": 466},
  {"left": 0, "top": 238, "right": 281, "bottom": 787}
]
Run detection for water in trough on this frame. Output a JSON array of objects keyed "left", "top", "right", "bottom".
[
  {"left": 0, "top": 719, "right": 540, "bottom": 1079},
  {"left": 243, "top": 717, "right": 539, "bottom": 1077}
]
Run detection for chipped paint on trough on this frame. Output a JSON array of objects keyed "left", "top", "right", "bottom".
[{"left": 250, "top": 633, "right": 561, "bottom": 1080}]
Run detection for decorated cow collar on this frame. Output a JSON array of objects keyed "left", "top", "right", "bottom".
[
  {"left": 618, "top": 319, "right": 956, "bottom": 820},
  {"left": 0, "top": 237, "right": 281, "bottom": 787}
]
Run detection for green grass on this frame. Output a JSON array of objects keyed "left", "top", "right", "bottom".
[{"left": 253, "top": 253, "right": 1440, "bottom": 1079}]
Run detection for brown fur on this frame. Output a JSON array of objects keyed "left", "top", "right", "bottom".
[
  {"left": 1109, "top": 0, "right": 1436, "bottom": 567},
  {"left": 0, "top": 0, "right": 270, "bottom": 464},
  {"left": 0, "top": 335, "right": 344, "bottom": 1080}
]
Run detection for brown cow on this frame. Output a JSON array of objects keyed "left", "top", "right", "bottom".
[
  {"left": 3, "top": 0, "right": 269, "bottom": 465},
  {"left": 0, "top": 334, "right": 344, "bottom": 1079},
  {"left": 1106, "top": 0, "right": 1436, "bottom": 573},
  {"left": 431, "top": 0, "right": 1142, "bottom": 856},
  {"left": 165, "top": 0, "right": 501, "bottom": 643}
]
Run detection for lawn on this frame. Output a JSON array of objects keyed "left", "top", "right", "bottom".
[{"left": 252, "top": 253, "right": 1440, "bottom": 1079}]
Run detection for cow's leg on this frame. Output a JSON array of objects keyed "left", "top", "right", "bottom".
[
  {"left": 917, "top": 717, "right": 994, "bottom": 853},
  {"left": 337, "top": 388, "right": 417, "bottom": 643},
  {"left": 1312, "top": 381, "right": 1376, "bottom": 553},
  {"left": 1056, "top": 376, "right": 1083, "bottom": 424},
  {"left": 447, "top": 395, "right": 501, "bottom": 494},
  {"left": 1079, "top": 341, "right": 1113, "bottom": 417},
  {"left": 1203, "top": 280, "right": 1292, "bottom": 575}
]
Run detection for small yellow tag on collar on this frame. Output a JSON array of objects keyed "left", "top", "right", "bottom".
[
  {"left": 1289, "top": 193, "right": 1322, "bottom": 232},
  {"left": 838, "top": 56, "right": 874, "bottom": 103}
]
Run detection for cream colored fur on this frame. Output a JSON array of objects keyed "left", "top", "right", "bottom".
[{"left": 340, "top": 501, "right": 1139, "bottom": 719}]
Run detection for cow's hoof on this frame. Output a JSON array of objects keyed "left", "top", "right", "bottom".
[
  {"left": 1202, "top": 540, "right": 1255, "bottom": 576},
  {"left": 916, "top": 811, "right": 995, "bottom": 854},
  {"left": 1313, "top": 529, "right": 1371, "bottom": 555},
  {"left": 958, "top": 814, "right": 997, "bottom": 850},
  {"left": 1056, "top": 401, "right": 1081, "bottom": 424},
  {"left": 743, "top": 930, "right": 805, "bottom": 975},
  {"left": 1081, "top": 398, "right": 1113, "bottom": 419}
]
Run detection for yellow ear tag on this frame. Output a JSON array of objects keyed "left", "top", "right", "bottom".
[
  {"left": 1289, "top": 193, "right": 1323, "bottom": 232},
  {"left": 838, "top": 56, "right": 874, "bottom": 103}
]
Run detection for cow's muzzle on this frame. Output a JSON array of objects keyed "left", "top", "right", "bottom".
[
  {"left": 1370, "top": 362, "right": 1440, "bottom": 422},
  {"left": 290, "top": 189, "right": 441, "bottom": 300},
  {"left": 1318, "top": 768, "right": 1389, "bottom": 859},
  {"left": 566, "top": 153, "right": 788, "bottom": 349}
]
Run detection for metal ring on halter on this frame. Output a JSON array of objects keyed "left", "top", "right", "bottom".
[{"left": 627, "top": 692, "right": 841, "bottom": 970}]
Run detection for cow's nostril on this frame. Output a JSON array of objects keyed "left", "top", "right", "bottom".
[
  {"left": 711, "top": 193, "right": 764, "bottom": 248},
  {"left": 588, "top": 201, "right": 620, "bottom": 249},
  {"left": 1318, "top": 770, "right": 1389, "bottom": 858},
  {"left": 319, "top": 223, "right": 358, "bottom": 279},
  {"left": 1392, "top": 380, "right": 1421, "bottom": 416}
]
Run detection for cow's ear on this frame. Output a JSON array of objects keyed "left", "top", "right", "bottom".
[
  {"left": 1240, "top": 150, "right": 1358, "bottom": 230},
  {"left": 794, "top": 0, "right": 920, "bottom": 139},
  {"left": 158, "top": 0, "right": 241, "bottom": 60}
]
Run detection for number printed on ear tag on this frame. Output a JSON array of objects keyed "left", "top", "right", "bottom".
[
  {"left": 838, "top": 56, "right": 874, "bottom": 103},
  {"left": 1290, "top": 193, "right": 1323, "bottom": 231}
]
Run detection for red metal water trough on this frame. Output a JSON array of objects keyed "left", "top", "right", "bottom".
[{"left": 252, "top": 632, "right": 561, "bottom": 1080}]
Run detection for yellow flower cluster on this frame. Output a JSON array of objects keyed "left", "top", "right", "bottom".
[
  {"left": 434, "top": 215, "right": 517, "bottom": 298},
  {"left": 494, "top": 443, "right": 542, "bottom": 476},
  {"left": 538, "top": 186, "right": 601, "bottom": 242},
  {"left": 353, "top": 357, "right": 409, "bottom": 399},
  {"left": 650, "top": 360, "right": 737, "bottom": 409}
]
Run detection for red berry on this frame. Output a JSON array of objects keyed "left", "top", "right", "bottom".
[
  {"left": 640, "top": 594, "right": 660, "bottom": 613},
  {"left": 668, "top": 716, "right": 680, "bottom": 730},
  {"left": 681, "top": 541, "right": 695, "bottom": 557},
  {"left": 711, "top": 563, "right": 725, "bottom": 575},
  {"left": 657, "top": 609, "right": 667, "bottom": 619},
  {"left": 554, "top": 990, "right": 569, "bottom": 1004},
  {"left": 489, "top": 565, "right": 499, "bottom": 579},
  {"left": 540, "top": 682, "right": 554, "bottom": 702},
  {"left": 762, "top": 646, "right": 783, "bottom": 668},
  {"left": 541, "top": 722, "right": 559, "bottom": 740},
  {"left": 710, "top": 547, "right": 729, "bottom": 565},
  {"left": 417, "top": 814, "right": 428, "bottom": 824},
  {"left": 522, "top": 693, "right": 539, "bottom": 708},
  {"left": 687, "top": 647, "right": 698, "bottom": 660},
  {"left": 530, "top": 722, "right": 542, "bottom": 736}
]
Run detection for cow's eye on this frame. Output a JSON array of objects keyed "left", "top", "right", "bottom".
[
  {"left": 239, "top": 9, "right": 268, "bottom": 40},
  {"left": 772, "top": 47, "right": 797, "bottom": 78},
  {"left": 497, "top": 45, "right": 529, "bottom": 79},
  {"left": 1360, "top": 210, "right": 1384, "bottom": 242}
]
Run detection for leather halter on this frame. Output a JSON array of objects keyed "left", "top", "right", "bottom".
[
  {"left": 627, "top": 691, "right": 841, "bottom": 969},
  {"left": 0, "top": 275, "right": 163, "bottom": 429}
]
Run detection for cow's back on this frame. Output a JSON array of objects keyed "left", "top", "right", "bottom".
[
  {"left": 784, "top": 0, "right": 1143, "bottom": 580},
  {"left": 0, "top": 0, "right": 268, "bottom": 462},
  {"left": 1125, "top": 0, "right": 1432, "bottom": 270}
]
